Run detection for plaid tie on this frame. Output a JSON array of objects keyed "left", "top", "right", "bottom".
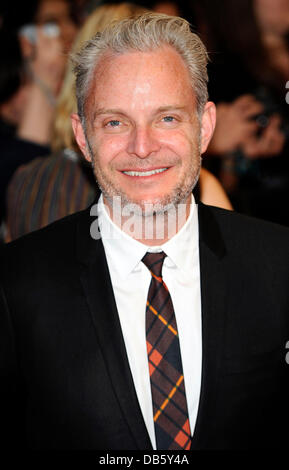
[{"left": 142, "top": 251, "right": 191, "bottom": 450}]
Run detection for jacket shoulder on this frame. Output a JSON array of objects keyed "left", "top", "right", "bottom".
[
  {"left": 199, "top": 203, "right": 289, "bottom": 240},
  {"left": 1, "top": 207, "right": 91, "bottom": 269},
  {"left": 198, "top": 203, "right": 289, "bottom": 266}
]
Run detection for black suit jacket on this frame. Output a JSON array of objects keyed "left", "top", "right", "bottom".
[{"left": 0, "top": 203, "right": 289, "bottom": 450}]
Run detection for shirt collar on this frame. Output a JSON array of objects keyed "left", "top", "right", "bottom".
[
  {"left": 97, "top": 194, "right": 198, "bottom": 280},
  {"left": 161, "top": 196, "right": 198, "bottom": 276}
]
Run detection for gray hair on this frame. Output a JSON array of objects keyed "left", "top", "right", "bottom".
[{"left": 72, "top": 13, "right": 209, "bottom": 123}]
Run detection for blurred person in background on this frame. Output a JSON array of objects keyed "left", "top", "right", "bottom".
[
  {"left": 191, "top": 0, "right": 289, "bottom": 226},
  {"left": 16, "top": 0, "right": 78, "bottom": 144},
  {"left": 5, "top": 1, "right": 232, "bottom": 242},
  {"left": 0, "top": 0, "right": 77, "bottom": 239}
]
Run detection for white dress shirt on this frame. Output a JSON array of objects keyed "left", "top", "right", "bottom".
[{"left": 97, "top": 195, "right": 202, "bottom": 450}]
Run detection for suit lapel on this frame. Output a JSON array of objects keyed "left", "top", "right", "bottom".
[
  {"left": 76, "top": 206, "right": 152, "bottom": 450},
  {"left": 191, "top": 203, "right": 228, "bottom": 449}
]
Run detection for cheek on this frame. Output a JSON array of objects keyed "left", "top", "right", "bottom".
[
  {"left": 162, "top": 131, "right": 197, "bottom": 157},
  {"left": 92, "top": 134, "right": 128, "bottom": 165}
]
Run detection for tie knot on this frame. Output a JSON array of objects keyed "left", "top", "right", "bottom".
[{"left": 142, "top": 251, "right": 166, "bottom": 278}]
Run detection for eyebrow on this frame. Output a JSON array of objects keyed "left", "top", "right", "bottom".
[
  {"left": 92, "top": 105, "right": 189, "bottom": 122},
  {"left": 92, "top": 109, "right": 127, "bottom": 121},
  {"left": 156, "top": 106, "right": 188, "bottom": 113}
]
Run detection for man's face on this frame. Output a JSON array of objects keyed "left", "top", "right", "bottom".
[{"left": 73, "top": 45, "right": 215, "bottom": 212}]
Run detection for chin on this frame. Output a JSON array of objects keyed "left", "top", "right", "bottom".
[
  {"left": 99, "top": 175, "right": 194, "bottom": 215},
  {"left": 130, "top": 192, "right": 188, "bottom": 216}
]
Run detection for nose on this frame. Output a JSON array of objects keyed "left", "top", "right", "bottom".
[{"left": 127, "top": 125, "right": 160, "bottom": 159}]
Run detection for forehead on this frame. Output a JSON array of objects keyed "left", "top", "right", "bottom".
[
  {"left": 87, "top": 45, "right": 195, "bottom": 114},
  {"left": 36, "top": 0, "right": 70, "bottom": 22}
]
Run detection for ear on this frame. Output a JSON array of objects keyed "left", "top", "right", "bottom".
[
  {"left": 200, "top": 101, "right": 216, "bottom": 154},
  {"left": 70, "top": 113, "right": 92, "bottom": 162}
]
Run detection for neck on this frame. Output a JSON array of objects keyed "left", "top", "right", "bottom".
[{"left": 103, "top": 196, "right": 192, "bottom": 246}]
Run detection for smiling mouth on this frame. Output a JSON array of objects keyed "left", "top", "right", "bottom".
[{"left": 122, "top": 168, "right": 168, "bottom": 177}]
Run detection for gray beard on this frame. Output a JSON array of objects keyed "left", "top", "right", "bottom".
[{"left": 86, "top": 134, "right": 201, "bottom": 217}]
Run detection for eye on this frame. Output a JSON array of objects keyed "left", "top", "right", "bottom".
[
  {"left": 103, "top": 118, "right": 129, "bottom": 133},
  {"left": 162, "top": 116, "right": 175, "bottom": 122},
  {"left": 106, "top": 120, "right": 121, "bottom": 127},
  {"left": 157, "top": 115, "right": 179, "bottom": 128}
]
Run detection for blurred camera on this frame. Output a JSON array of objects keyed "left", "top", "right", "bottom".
[
  {"left": 253, "top": 86, "right": 289, "bottom": 139},
  {"left": 19, "top": 22, "right": 60, "bottom": 44}
]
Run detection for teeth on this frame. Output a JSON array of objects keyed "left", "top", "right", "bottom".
[{"left": 123, "top": 168, "right": 168, "bottom": 176}]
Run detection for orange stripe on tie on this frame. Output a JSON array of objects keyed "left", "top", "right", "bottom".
[
  {"left": 154, "top": 375, "right": 184, "bottom": 422},
  {"left": 146, "top": 301, "right": 178, "bottom": 336},
  {"left": 150, "top": 271, "right": 169, "bottom": 291}
]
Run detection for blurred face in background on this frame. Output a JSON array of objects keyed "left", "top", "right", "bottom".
[
  {"left": 35, "top": 0, "right": 77, "bottom": 52},
  {"left": 254, "top": 0, "right": 289, "bottom": 36}
]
